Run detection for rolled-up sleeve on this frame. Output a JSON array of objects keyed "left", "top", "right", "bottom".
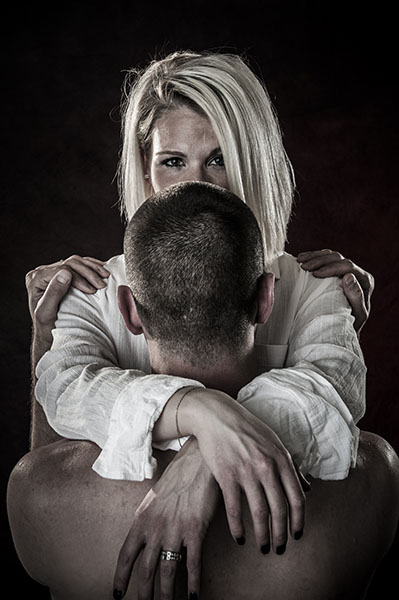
[
  {"left": 237, "top": 273, "right": 365, "bottom": 480},
  {"left": 35, "top": 257, "right": 203, "bottom": 481}
]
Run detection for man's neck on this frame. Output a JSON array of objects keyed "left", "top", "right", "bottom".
[{"left": 148, "top": 340, "right": 258, "bottom": 398}]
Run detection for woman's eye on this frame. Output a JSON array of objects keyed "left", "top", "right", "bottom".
[
  {"left": 208, "top": 154, "right": 225, "bottom": 167},
  {"left": 162, "top": 157, "right": 184, "bottom": 168}
]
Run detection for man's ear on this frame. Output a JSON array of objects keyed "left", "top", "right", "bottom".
[
  {"left": 117, "top": 285, "right": 144, "bottom": 336},
  {"left": 255, "top": 272, "right": 275, "bottom": 325}
]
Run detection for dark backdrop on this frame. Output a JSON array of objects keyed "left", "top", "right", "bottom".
[{"left": 2, "top": 1, "right": 398, "bottom": 596}]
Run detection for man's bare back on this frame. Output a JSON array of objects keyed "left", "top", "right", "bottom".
[{"left": 7, "top": 431, "right": 399, "bottom": 600}]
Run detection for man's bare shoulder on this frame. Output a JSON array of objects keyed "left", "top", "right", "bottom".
[{"left": 357, "top": 431, "right": 399, "bottom": 489}]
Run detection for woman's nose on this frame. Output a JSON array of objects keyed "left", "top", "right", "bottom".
[{"left": 181, "top": 165, "right": 209, "bottom": 183}]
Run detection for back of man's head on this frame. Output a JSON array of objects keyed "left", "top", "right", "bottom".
[{"left": 124, "top": 181, "right": 265, "bottom": 366}]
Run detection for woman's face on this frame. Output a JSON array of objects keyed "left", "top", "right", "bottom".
[{"left": 144, "top": 105, "right": 228, "bottom": 193}]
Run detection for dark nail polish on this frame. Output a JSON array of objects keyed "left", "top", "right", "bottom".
[
  {"left": 189, "top": 593, "right": 198, "bottom": 600},
  {"left": 276, "top": 544, "right": 286, "bottom": 555},
  {"left": 261, "top": 543, "right": 270, "bottom": 554},
  {"left": 294, "top": 529, "right": 303, "bottom": 540},
  {"left": 113, "top": 590, "right": 123, "bottom": 600},
  {"left": 235, "top": 536, "right": 245, "bottom": 545}
]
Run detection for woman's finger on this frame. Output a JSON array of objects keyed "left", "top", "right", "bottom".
[
  {"left": 279, "top": 462, "right": 307, "bottom": 542},
  {"left": 298, "top": 253, "right": 347, "bottom": 272},
  {"left": 113, "top": 531, "right": 143, "bottom": 599},
  {"left": 136, "top": 545, "right": 161, "bottom": 600},
  {"left": 260, "top": 466, "right": 289, "bottom": 554},
  {"left": 297, "top": 249, "right": 336, "bottom": 261},
  {"left": 82, "top": 256, "right": 107, "bottom": 266},
  {"left": 159, "top": 545, "right": 182, "bottom": 600},
  {"left": 34, "top": 270, "right": 73, "bottom": 327},
  {"left": 74, "top": 255, "right": 111, "bottom": 277},
  {"left": 62, "top": 256, "right": 108, "bottom": 289},
  {"left": 186, "top": 540, "right": 203, "bottom": 600},
  {"left": 342, "top": 274, "right": 368, "bottom": 332},
  {"left": 221, "top": 482, "right": 245, "bottom": 543},
  {"left": 244, "top": 481, "right": 271, "bottom": 552},
  {"left": 68, "top": 271, "right": 98, "bottom": 294},
  {"left": 297, "top": 253, "right": 374, "bottom": 307}
]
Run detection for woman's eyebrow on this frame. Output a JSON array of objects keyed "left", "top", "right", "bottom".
[
  {"left": 155, "top": 147, "right": 222, "bottom": 157},
  {"left": 155, "top": 150, "right": 186, "bottom": 157}
]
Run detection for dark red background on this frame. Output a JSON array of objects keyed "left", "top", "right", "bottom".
[{"left": 1, "top": 1, "right": 398, "bottom": 596}]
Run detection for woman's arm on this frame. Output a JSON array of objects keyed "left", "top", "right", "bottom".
[
  {"left": 33, "top": 256, "right": 207, "bottom": 480},
  {"left": 239, "top": 265, "right": 366, "bottom": 480},
  {"left": 114, "top": 392, "right": 310, "bottom": 600},
  {"left": 32, "top": 253, "right": 365, "bottom": 482},
  {"left": 26, "top": 257, "right": 110, "bottom": 449}
]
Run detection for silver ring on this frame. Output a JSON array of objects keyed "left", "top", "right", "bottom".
[{"left": 160, "top": 550, "right": 182, "bottom": 562}]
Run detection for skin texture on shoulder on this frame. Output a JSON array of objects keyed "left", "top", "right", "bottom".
[{"left": 7, "top": 432, "right": 399, "bottom": 600}]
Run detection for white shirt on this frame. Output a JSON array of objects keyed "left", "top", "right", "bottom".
[{"left": 35, "top": 252, "right": 365, "bottom": 481}]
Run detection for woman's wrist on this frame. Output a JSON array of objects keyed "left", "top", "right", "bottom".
[
  {"left": 174, "top": 386, "right": 203, "bottom": 438},
  {"left": 152, "top": 385, "right": 202, "bottom": 443},
  {"left": 178, "top": 387, "right": 233, "bottom": 438},
  {"left": 152, "top": 386, "right": 235, "bottom": 443}
]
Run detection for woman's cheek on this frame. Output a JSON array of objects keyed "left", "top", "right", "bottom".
[{"left": 150, "top": 170, "right": 180, "bottom": 192}]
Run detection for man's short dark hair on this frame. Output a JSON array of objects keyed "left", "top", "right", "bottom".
[{"left": 124, "top": 181, "right": 265, "bottom": 365}]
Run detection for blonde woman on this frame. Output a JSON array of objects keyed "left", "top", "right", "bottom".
[{"left": 24, "top": 51, "right": 374, "bottom": 597}]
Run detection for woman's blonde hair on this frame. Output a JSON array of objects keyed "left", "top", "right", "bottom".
[{"left": 118, "top": 50, "right": 295, "bottom": 265}]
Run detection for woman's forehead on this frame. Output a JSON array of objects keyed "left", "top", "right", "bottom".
[{"left": 151, "top": 106, "right": 219, "bottom": 152}]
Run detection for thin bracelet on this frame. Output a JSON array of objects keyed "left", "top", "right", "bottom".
[{"left": 175, "top": 387, "right": 197, "bottom": 448}]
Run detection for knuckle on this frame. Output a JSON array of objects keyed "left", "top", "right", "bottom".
[
  {"left": 343, "top": 258, "right": 354, "bottom": 269},
  {"left": 271, "top": 448, "right": 291, "bottom": 470},
  {"left": 226, "top": 504, "right": 241, "bottom": 520},
  {"left": 368, "top": 273, "right": 375, "bottom": 291},
  {"left": 254, "top": 504, "right": 269, "bottom": 520},
  {"left": 160, "top": 563, "right": 175, "bottom": 579},
  {"left": 118, "top": 547, "right": 132, "bottom": 569},
  {"left": 140, "top": 562, "right": 155, "bottom": 582},
  {"left": 188, "top": 518, "right": 205, "bottom": 538},
  {"left": 258, "top": 458, "right": 276, "bottom": 478},
  {"left": 332, "top": 251, "right": 344, "bottom": 260},
  {"left": 273, "top": 505, "right": 288, "bottom": 522},
  {"left": 292, "top": 493, "right": 306, "bottom": 510},
  {"left": 65, "top": 254, "right": 80, "bottom": 263},
  {"left": 186, "top": 557, "right": 200, "bottom": 575}
]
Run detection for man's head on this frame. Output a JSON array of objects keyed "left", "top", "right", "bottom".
[{"left": 118, "top": 181, "right": 274, "bottom": 369}]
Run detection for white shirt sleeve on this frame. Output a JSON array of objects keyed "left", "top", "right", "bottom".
[
  {"left": 35, "top": 257, "right": 204, "bottom": 481},
  {"left": 237, "top": 273, "right": 365, "bottom": 480},
  {"left": 36, "top": 254, "right": 365, "bottom": 482}
]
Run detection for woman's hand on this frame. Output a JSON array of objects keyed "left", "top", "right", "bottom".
[
  {"left": 26, "top": 255, "right": 110, "bottom": 338},
  {"left": 113, "top": 437, "right": 220, "bottom": 600},
  {"left": 181, "top": 389, "right": 309, "bottom": 556},
  {"left": 297, "top": 249, "right": 374, "bottom": 333}
]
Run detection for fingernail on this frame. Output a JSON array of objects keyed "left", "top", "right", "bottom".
[
  {"left": 261, "top": 543, "right": 270, "bottom": 554},
  {"left": 235, "top": 536, "right": 245, "bottom": 545},
  {"left": 189, "top": 593, "right": 198, "bottom": 600},
  {"left": 294, "top": 529, "right": 303, "bottom": 540},
  {"left": 345, "top": 274, "right": 355, "bottom": 285},
  {"left": 276, "top": 544, "right": 286, "bottom": 555},
  {"left": 56, "top": 270, "right": 71, "bottom": 284},
  {"left": 113, "top": 590, "right": 123, "bottom": 600}
]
